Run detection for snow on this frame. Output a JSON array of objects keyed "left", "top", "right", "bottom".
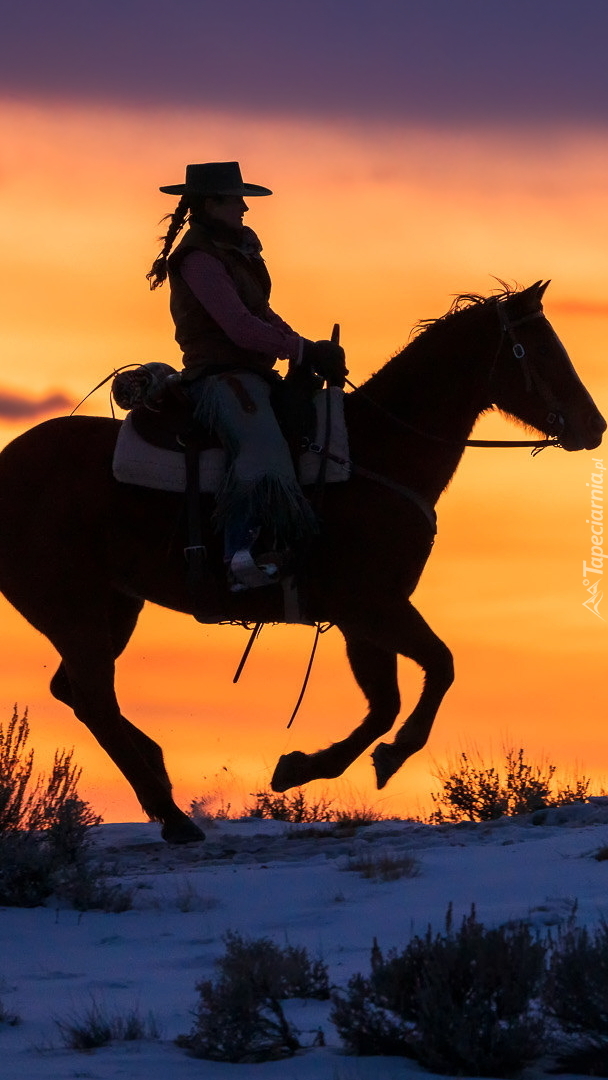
[{"left": 3, "top": 805, "right": 608, "bottom": 1079}]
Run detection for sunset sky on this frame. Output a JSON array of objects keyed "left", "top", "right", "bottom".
[{"left": 1, "top": 0, "right": 607, "bottom": 822}]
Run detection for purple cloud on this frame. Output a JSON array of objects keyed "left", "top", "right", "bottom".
[
  {"left": 0, "top": 390, "right": 73, "bottom": 421},
  {"left": 1, "top": 0, "right": 607, "bottom": 128}
]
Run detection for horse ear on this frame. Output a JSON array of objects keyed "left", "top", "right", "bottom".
[{"left": 536, "top": 279, "right": 551, "bottom": 301}]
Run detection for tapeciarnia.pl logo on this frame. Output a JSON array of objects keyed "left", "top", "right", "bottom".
[{"left": 582, "top": 458, "right": 605, "bottom": 620}]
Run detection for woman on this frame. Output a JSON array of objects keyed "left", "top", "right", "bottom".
[{"left": 147, "top": 161, "right": 346, "bottom": 589}]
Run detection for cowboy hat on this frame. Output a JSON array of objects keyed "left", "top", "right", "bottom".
[{"left": 159, "top": 161, "right": 272, "bottom": 197}]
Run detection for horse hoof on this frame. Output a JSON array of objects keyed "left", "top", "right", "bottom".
[
  {"left": 271, "top": 751, "right": 309, "bottom": 792},
  {"left": 161, "top": 814, "right": 206, "bottom": 845},
  {"left": 372, "top": 743, "right": 400, "bottom": 790}
]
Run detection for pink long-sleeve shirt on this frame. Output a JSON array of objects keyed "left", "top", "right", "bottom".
[{"left": 180, "top": 249, "right": 304, "bottom": 364}]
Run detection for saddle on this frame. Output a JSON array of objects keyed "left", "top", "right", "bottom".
[
  {"left": 111, "top": 364, "right": 351, "bottom": 618},
  {"left": 111, "top": 363, "right": 351, "bottom": 494}
]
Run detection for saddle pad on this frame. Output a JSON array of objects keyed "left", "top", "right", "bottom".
[{"left": 112, "top": 387, "right": 351, "bottom": 493}]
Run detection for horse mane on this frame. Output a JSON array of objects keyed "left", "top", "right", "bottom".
[
  {"left": 411, "top": 279, "right": 520, "bottom": 339},
  {"left": 363, "top": 281, "right": 521, "bottom": 382},
  {"left": 353, "top": 281, "right": 531, "bottom": 405}
]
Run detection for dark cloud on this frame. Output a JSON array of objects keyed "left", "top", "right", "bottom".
[
  {"left": 1, "top": 0, "right": 608, "bottom": 127},
  {"left": 0, "top": 390, "right": 72, "bottom": 420}
]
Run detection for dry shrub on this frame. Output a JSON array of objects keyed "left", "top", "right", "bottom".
[
  {"left": 247, "top": 786, "right": 334, "bottom": 822},
  {"left": 330, "top": 972, "right": 413, "bottom": 1057},
  {"left": 331, "top": 905, "right": 546, "bottom": 1076},
  {"left": 0, "top": 707, "right": 100, "bottom": 835},
  {"left": 177, "top": 931, "right": 328, "bottom": 1063},
  {"left": 0, "top": 706, "right": 129, "bottom": 910},
  {"left": 344, "top": 851, "right": 420, "bottom": 882},
  {"left": 430, "top": 747, "right": 591, "bottom": 823},
  {"left": 56, "top": 1000, "right": 160, "bottom": 1050},
  {"left": 248, "top": 787, "right": 386, "bottom": 828},
  {"left": 547, "top": 918, "right": 608, "bottom": 1074}
]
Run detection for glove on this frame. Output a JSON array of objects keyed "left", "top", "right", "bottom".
[{"left": 301, "top": 339, "right": 348, "bottom": 388}]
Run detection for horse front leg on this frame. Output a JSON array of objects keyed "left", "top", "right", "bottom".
[
  {"left": 271, "top": 601, "right": 453, "bottom": 792},
  {"left": 271, "top": 637, "right": 400, "bottom": 792},
  {"left": 371, "top": 604, "right": 454, "bottom": 789}
]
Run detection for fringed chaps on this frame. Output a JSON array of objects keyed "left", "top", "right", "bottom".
[{"left": 191, "top": 371, "right": 318, "bottom": 550}]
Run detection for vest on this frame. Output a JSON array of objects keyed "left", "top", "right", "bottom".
[{"left": 167, "top": 222, "right": 275, "bottom": 372}]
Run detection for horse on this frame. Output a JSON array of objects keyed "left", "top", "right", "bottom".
[{"left": 0, "top": 281, "right": 603, "bottom": 843}]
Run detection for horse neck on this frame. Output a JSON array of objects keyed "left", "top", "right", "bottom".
[{"left": 347, "top": 309, "right": 499, "bottom": 502}]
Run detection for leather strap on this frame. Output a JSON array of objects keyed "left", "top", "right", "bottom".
[{"left": 351, "top": 463, "right": 437, "bottom": 534}]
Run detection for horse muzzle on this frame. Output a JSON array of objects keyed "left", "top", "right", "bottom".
[{"left": 559, "top": 408, "right": 606, "bottom": 452}]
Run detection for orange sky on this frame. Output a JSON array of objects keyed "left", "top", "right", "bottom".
[{"left": 0, "top": 101, "right": 607, "bottom": 822}]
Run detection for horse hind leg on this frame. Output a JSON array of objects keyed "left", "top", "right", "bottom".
[
  {"left": 51, "top": 591, "right": 141, "bottom": 706},
  {"left": 49, "top": 594, "right": 172, "bottom": 798},
  {"left": 50, "top": 671, "right": 173, "bottom": 813},
  {"left": 271, "top": 637, "right": 400, "bottom": 792}
]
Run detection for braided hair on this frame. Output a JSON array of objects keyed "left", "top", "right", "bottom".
[{"left": 146, "top": 195, "right": 190, "bottom": 290}]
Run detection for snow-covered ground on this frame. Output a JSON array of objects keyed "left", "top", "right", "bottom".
[{"left": 3, "top": 802, "right": 608, "bottom": 1079}]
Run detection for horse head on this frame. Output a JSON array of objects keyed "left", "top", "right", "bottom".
[{"left": 489, "top": 281, "right": 606, "bottom": 451}]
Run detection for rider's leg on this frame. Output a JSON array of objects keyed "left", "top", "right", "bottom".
[{"left": 192, "top": 370, "right": 317, "bottom": 586}]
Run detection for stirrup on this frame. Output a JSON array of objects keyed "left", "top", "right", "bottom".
[{"left": 229, "top": 549, "right": 279, "bottom": 591}]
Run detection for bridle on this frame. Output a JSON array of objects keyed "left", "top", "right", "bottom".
[
  {"left": 347, "top": 298, "right": 564, "bottom": 452},
  {"left": 491, "top": 302, "right": 565, "bottom": 446}
]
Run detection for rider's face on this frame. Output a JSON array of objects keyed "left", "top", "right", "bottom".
[{"left": 204, "top": 195, "right": 248, "bottom": 230}]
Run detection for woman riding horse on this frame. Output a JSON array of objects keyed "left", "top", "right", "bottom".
[
  {"left": 147, "top": 161, "right": 347, "bottom": 590},
  {"left": 0, "top": 276, "right": 602, "bottom": 842}
]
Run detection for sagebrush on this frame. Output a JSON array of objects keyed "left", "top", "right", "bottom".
[
  {"left": 0, "top": 706, "right": 99, "bottom": 835},
  {"left": 0, "top": 706, "right": 126, "bottom": 909},
  {"left": 331, "top": 904, "right": 547, "bottom": 1076},
  {"left": 247, "top": 787, "right": 335, "bottom": 822},
  {"left": 247, "top": 786, "right": 385, "bottom": 826},
  {"left": 430, "top": 746, "right": 591, "bottom": 823},
  {"left": 546, "top": 917, "right": 608, "bottom": 1074},
  {"left": 177, "top": 931, "right": 329, "bottom": 1062}
]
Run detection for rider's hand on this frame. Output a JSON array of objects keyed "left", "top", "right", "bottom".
[{"left": 302, "top": 339, "right": 348, "bottom": 388}]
